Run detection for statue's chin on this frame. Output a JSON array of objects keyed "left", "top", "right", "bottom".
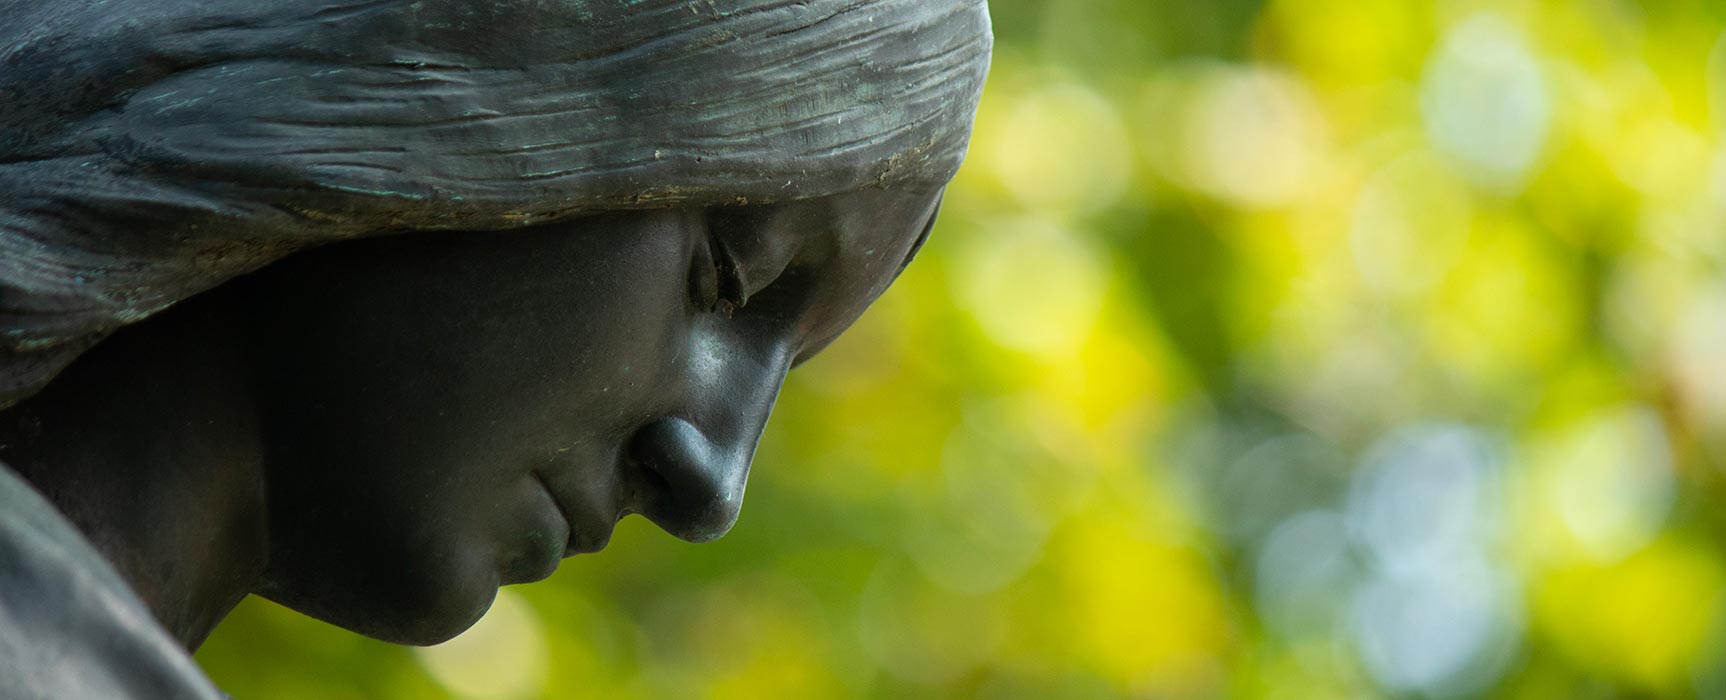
[{"left": 259, "top": 553, "right": 501, "bottom": 647}]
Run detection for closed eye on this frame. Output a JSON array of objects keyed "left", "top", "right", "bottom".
[
  {"left": 689, "top": 218, "right": 749, "bottom": 316},
  {"left": 707, "top": 229, "right": 748, "bottom": 315}
]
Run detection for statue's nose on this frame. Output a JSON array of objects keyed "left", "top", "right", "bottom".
[
  {"left": 626, "top": 326, "right": 791, "bottom": 542},
  {"left": 625, "top": 416, "right": 754, "bottom": 543}
]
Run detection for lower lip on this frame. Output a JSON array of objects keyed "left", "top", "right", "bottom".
[{"left": 564, "top": 532, "right": 609, "bottom": 557}]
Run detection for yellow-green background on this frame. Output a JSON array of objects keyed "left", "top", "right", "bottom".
[{"left": 197, "top": 1, "right": 1726, "bottom": 697}]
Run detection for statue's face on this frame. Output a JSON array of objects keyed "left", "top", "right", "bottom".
[{"left": 240, "top": 187, "right": 940, "bottom": 644}]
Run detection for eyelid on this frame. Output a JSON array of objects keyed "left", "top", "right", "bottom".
[
  {"left": 706, "top": 206, "right": 799, "bottom": 312},
  {"left": 688, "top": 227, "right": 719, "bottom": 312},
  {"left": 707, "top": 228, "right": 748, "bottom": 314}
]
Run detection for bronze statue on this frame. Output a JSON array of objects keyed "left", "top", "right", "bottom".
[{"left": 0, "top": 0, "right": 992, "bottom": 696}]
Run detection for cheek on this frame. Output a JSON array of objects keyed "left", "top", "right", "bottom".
[
  {"left": 254, "top": 211, "right": 703, "bottom": 480},
  {"left": 252, "top": 211, "right": 728, "bottom": 631},
  {"left": 488, "top": 239, "right": 695, "bottom": 435},
  {"left": 399, "top": 214, "right": 703, "bottom": 446}
]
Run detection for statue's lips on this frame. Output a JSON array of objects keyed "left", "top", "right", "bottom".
[{"left": 531, "top": 470, "right": 613, "bottom": 558}]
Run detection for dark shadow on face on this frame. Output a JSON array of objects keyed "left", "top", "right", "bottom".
[{"left": 229, "top": 187, "right": 942, "bottom": 644}]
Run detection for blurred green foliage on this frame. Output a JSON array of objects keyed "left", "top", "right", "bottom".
[{"left": 198, "top": 1, "right": 1726, "bottom": 698}]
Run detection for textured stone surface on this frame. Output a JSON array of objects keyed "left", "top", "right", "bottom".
[
  {"left": 0, "top": 462, "right": 224, "bottom": 699},
  {"left": 0, "top": 0, "right": 992, "bottom": 407}
]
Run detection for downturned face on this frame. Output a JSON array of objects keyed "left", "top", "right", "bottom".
[{"left": 241, "top": 188, "right": 941, "bottom": 644}]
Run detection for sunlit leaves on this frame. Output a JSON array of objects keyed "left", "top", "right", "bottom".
[{"left": 197, "top": 4, "right": 1726, "bottom": 700}]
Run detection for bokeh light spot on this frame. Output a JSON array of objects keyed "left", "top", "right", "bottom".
[
  {"left": 1349, "top": 151, "right": 1474, "bottom": 297},
  {"left": 414, "top": 590, "right": 549, "bottom": 700},
  {"left": 986, "top": 82, "right": 1133, "bottom": 213},
  {"left": 1537, "top": 538, "right": 1726, "bottom": 690},
  {"left": 1421, "top": 14, "right": 1553, "bottom": 193},
  {"left": 1669, "top": 284, "right": 1726, "bottom": 437},
  {"left": 956, "top": 216, "right": 1107, "bottom": 356},
  {"left": 1350, "top": 554, "right": 1522, "bottom": 697},
  {"left": 1177, "top": 67, "right": 1332, "bottom": 208},
  {"left": 1056, "top": 517, "right": 1231, "bottom": 695},
  {"left": 1348, "top": 425, "right": 1500, "bottom": 572},
  {"left": 1550, "top": 406, "right": 1676, "bottom": 563},
  {"left": 1254, "top": 510, "right": 1355, "bottom": 641}
]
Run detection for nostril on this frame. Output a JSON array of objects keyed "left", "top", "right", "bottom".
[
  {"left": 630, "top": 418, "right": 707, "bottom": 487},
  {"left": 625, "top": 417, "right": 749, "bottom": 543}
]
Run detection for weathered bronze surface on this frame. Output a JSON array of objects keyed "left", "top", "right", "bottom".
[{"left": 0, "top": 1, "right": 990, "bottom": 696}]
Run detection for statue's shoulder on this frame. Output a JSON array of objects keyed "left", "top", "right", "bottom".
[{"left": 0, "top": 464, "right": 225, "bottom": 700}]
